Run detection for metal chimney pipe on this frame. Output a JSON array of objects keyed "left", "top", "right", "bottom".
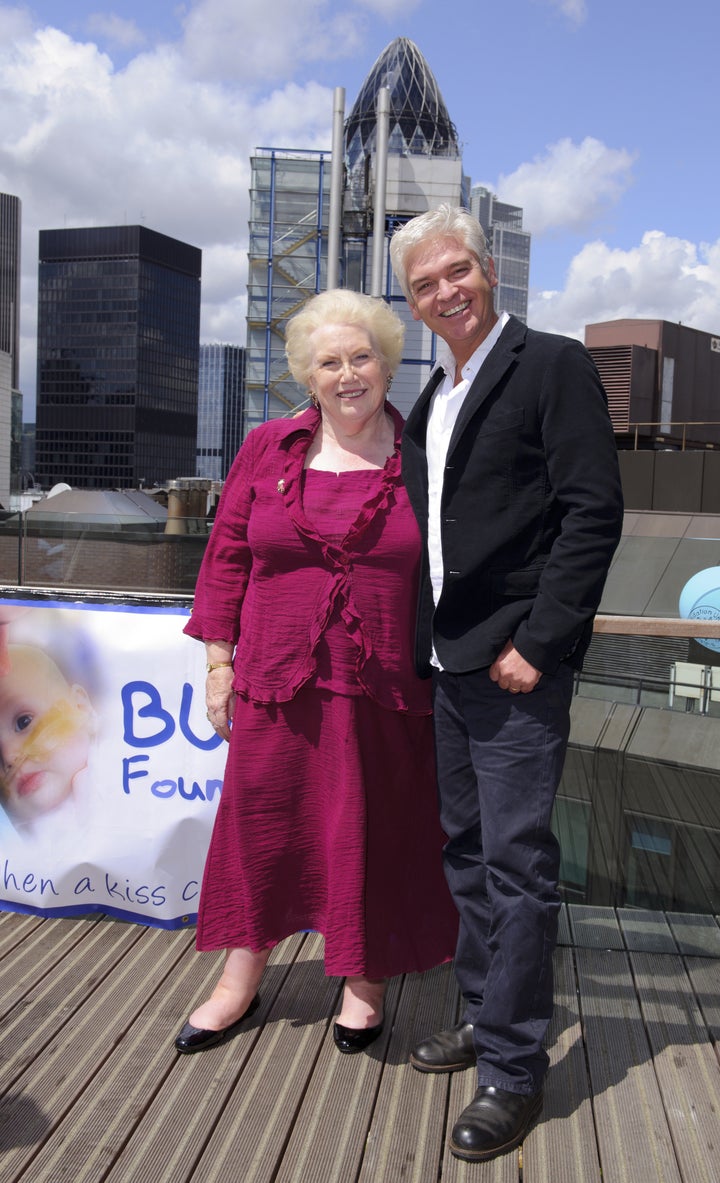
[
  {"left": 370, "top": 87, "right": 390, "bottom": 298},
  {"left": 326, "top": 87, "right": 345, "bottom": 290}
]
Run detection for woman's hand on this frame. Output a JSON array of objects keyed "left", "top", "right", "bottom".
[{"left": 206, "top": 666, "right": 235, "bottom": 742}]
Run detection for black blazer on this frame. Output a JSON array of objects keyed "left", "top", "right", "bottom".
[{"left": 402, "top": 315, "right": 624, "bottom": 677}]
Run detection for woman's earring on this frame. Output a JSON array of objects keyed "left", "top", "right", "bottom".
[
  {"left": 309, "top": 389, "right": 319, "bottom": 408},
  {"left": 386, "top": 375, "right": 393, "bottom": 394}
]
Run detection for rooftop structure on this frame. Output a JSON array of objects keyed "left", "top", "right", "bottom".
[{"left": 587, "top": 318, "right": 720, "bottom": 450}]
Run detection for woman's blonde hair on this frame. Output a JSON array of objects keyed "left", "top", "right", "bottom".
[{"left": 285, "top": 289, "right": 405, "bottom": 387}]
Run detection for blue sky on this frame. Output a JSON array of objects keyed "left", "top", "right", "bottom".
[{"left": 1, "top": 0, "right": 717, "bottom": 414}]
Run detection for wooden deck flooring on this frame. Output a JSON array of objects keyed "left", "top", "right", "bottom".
[{"left": 1, "top": 905, "right": 720, "bottom": 1183}]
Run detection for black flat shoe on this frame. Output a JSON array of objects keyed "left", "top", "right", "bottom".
[
  {"left": 449, "top": 1085, "right": 543, "bottom": 1161},
  {"left": 333, "top": 1020, "right": 384, "bottom": 1054},
  {"left": 174, "top": 993, "right": 260, "bottom": 1054}
]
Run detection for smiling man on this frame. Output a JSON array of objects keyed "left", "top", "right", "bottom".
[{"left": 390, "top": 205, "right": 624, "bottom": 1163}]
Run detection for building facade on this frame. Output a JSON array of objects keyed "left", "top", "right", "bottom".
[
  {"left": 0, "top": 193, "right": 21, "bottom": 507},
  {"left": 197, "top": 343, "right": 246, "bottom": 480},
  {"left": 470, "top": 185, "right": 530, "bottom": 322},
  {"left": 586, "top": 319, "right": 720, "bottom": 450},
  {"left": 35, "top": 225, "right": 201, "bottom": 489}
]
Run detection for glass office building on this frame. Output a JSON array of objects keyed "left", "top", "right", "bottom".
[
  {"left": 470, "top": 186, "right": 530, "bottom": 322},
  {"left": 35, "top": 225, "right": 201, "bottom": 489},
  {"left": 197, "top": 343, "right": 246, "bottom": 480},
  {"left": 0, "top": 193, "right": 20, "bottom": 391}
]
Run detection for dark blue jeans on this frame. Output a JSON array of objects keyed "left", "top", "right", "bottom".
[{"left": 432, "top": 664, "right": 573, "bottom": 1095}]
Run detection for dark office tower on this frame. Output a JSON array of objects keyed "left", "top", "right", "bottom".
[
  {"left": 35, "top": 225, "right": 201, "bottom": 489},
  {"left": 0, "top": 193, "right": 20, "bottom": 391},
  {"left": 197, "top": 343, "right": 246, "bottom": 480}
]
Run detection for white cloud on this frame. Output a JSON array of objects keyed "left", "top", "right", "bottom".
[
  {"left": 0, "top": 6, "right": 33, "bottom": 41},
  {"left": 0, "top": 11, "right": 339, "bottom": 408},
  {"left": 529, "top": 231, "right": 720, "bottom": 341},
  {"left": 179, "top": 0, "right": 365, "bottom": 82},
  {"left": 85, "top": 13, "right": 146, "bottom": 49},
  {"left": 356, "top": 0, "right": 420, "bottom": 13},
  {"left": 498, "top": 137, "right": 635, "bottom": 236},
  {"left": 549, "top": 0, "right": 588, "bottom": 24}
]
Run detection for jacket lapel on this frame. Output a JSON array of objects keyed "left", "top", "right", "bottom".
[
  {"left": 447, "top": 316, "right": 527, "bottom": 457},
  {"left": 403, "top": 366, "right": 444, "bottom": 452}
]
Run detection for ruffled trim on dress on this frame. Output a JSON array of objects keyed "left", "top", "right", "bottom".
[{"left": 231, "top": 406, "right": 430, "bottom": 714}]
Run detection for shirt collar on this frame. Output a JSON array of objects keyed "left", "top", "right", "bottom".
[{"left": 433, "top": 311, "right": 510, "bottom": 385}]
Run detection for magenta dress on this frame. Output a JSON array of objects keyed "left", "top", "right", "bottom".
[{"left": 191, "top": 411, "right": 457, "bottom": 979}]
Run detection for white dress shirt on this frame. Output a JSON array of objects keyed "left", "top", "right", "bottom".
[{"left": 426, "top": 312, "right": 509, "bottom": 668}]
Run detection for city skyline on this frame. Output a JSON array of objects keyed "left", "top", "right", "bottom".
[{"left": 0, "top": 0, "right": 716, "bottom": 416}]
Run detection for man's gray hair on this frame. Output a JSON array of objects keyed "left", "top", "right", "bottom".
[{"left": 389, "top": 204, "right": 492, "bottom": 303}]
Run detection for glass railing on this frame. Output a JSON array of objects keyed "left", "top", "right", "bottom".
[
  {"left": 2, "top": 569, "right": 719, "bottom": 921},
  {"left": 0, "top": 512, "right": 211, "bottom": 594},
  {"left": 556, "top": 616, "right": 720, "bottom": 916}
]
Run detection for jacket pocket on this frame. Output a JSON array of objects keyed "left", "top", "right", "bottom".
[
  {"left": 490, "top": 562, "right": 545, "bottom": 602},
  {"left": 481, "top": 407, "right": 525, "bottom": 436}
]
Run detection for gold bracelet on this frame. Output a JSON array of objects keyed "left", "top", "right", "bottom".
[{"left": 206, "top": 661, "right": 233, "bottom": 673}]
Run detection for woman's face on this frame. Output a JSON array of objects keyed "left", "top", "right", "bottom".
[{"left": 308, "top": 324, "right": 390, "bottom": 436}]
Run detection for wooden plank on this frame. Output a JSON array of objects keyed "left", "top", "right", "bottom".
[
  {"left": 556, "top": 904, "right": 571, "bottom": 947},
  {"left": 631, "top": 950, "right": 720, "bottom": 1183},
  {"left": 575, "top": 947, "right": 681, "bottom": 1182},
  {"left": 617, "top": 908, "right": 677, "bottom": 953},
  {"left": 568, "top": 905, "right": 624, "bottom": 950},
  {"left": 0, "top": 909, "right": 46, "bottom": 958},
  {"left": 14, "top": 924, "right": 197, "bottom": 1183},
  {"left": 594, "top": 616, "right": 720, "bottom": 638},
  {"left": 684, "top": 956, "right": 720, "bottom": 1042},
  {"left": 185, "top": 935, "right": 347, "bottom": 1183},
  {"left": 101, "top": 933, "right": 309, "bottom": 1183},
  {"left": 0, "top": 917, "right": 143, "bottom": 1094},
  {"left": 0, "top": 913, "right": 104, "bottom": 1020},
  {"left": 355, "top": 962, "right": 459, "bottom": 1183},
  {"left": 523, "top": 947, "right": 601, "bottom": 1183},
  {"left": 269, "top": 973, "right": 403, "bottom": 1183},
  {"left": 666, "top": 912, "right": 720, "bottom": 958}
]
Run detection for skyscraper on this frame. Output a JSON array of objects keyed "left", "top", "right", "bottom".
[
  {"left": 0, "top": 193, "right": 21, "bottom": 507},
  {"left": 246, "top": 38, "right": 468, "bottom": 433},
  {"left": 470, "top": 185, "right": 530, "bottom": 322},
  {"left": 35, "top": 225, "right": 201, "bottom": 489},
  {"left": 197, "top": 343, "right": 246, "bottom": 480},
  {"left": 245, "top": 40, "right": 531, "bottom": 437},
  {"left": 0, "top": 193, "right": 20, "bottom": 390}
]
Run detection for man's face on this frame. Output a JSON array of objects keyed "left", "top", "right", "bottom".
[{"left": 405, "top": 235, "right": 498, "bottom": 369}]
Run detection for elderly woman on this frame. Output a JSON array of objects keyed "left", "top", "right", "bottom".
[{"left": 175, "top": 289, "right": 456, "bottom": 1056}]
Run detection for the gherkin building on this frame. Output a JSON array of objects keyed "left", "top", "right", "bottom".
[{"left": 344, "top": 37, "right": 460, "bottom": 172}]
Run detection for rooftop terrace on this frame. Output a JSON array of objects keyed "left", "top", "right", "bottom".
[{"left": 1, "top": 904, "right": 719, "bottom": 1182}]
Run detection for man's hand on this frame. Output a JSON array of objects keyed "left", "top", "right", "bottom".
[{"left": 488, "top": 641, "right": 541, "bottom": 695}]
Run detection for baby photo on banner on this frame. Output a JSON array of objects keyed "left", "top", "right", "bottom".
[{"left": 0, "top": 596, "right": 226, "bottom": 927}]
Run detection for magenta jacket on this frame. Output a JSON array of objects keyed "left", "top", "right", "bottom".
[{"left": 184, "top": 404, "right": 431, "bottom": 715}]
